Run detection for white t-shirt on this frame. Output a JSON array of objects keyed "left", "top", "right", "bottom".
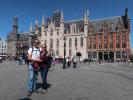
[
  {"left": 66, "top": 58, "right": 68, "bottom": 62},
  {"left": 28, "top": 47, "right": 40, "bottom": 60},
  {"left": 73, "top": 57, "right": 77, "bottom": 62}
]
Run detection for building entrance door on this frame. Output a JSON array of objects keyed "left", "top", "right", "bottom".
[
  {"left": 109, "top": 52, "right": 114, "bottom": 62},
  {"left": 98, "top": 52, "right": 103, "bottom": 60},
  {"left": 104, "top": 52, "right": 108, "bottom": 60}
]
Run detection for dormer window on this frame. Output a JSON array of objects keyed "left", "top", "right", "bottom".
[
  {"left": 50, "top": 28, "right": 53, "bottom": 36},
  {"left": 57, "top": 30, "right": 59, "bottom": 35}
]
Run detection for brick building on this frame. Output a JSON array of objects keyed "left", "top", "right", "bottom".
[{"left": 87, "top": 8, "right": 130, "bottom": 62}]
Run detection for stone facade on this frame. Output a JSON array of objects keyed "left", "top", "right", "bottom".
[
  {"left": 31, "top": 9, "right": 130, "bottom": 61},
  {"left": 31, "top": 10, "right": 87, "bottom": 60},
  {"left": 7, "top": 16, "right": 29, "bottom": 58}
]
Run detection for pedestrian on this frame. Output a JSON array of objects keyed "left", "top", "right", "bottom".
[
  {"left": 27, "top": 39, "right": 42, "bottom": 96},
  {"left": 99, "top": 59, "right": 101, "bottom": 64},
  {"left": 48, "top": 53, "right": 53, "bottom": 71},
  {"left": 128, "top": 59, "right": 130, "bottom": 65},
  {"left": 66, "top": 57, "right": 69, "bottom": 68},
  {"left": 72, "top": 56, "right": 77, "bottom": 68},
  {"left": 0, "top": 56, "right": 2, "bottom": 63},
  {"left": 68, "top": 57, "right": 71, "bottom": 68},
  {"left": 19, "top": 55, "right": 22, "bottom": 65},
  {"left": 24, "top": 54, "right": 29, "bottom": 65},
  {"left": 39, "top": 44, "right": 49, "bottom": 94}
]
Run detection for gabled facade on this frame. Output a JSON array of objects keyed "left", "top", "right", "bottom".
[
  {"left": 7, "top": 16, "right": 29, "bottom": 58},
  {"left": 31, "top": 8, "right": 131, "bottom": 61}
]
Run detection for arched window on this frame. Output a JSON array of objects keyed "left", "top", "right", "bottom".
[
  {"left": 69, "top": 49, "right": 72, "bottom": 57},
  {"left": 116, "top": 51, "right": 121, "bottom": 58},
  {"left": 93, "top": 52, "right": 97, "bottom": 59},
  {"left": 75, "top": 38, "right": 77, "bottom": 47},
  {"left": 56, "top": 39, "right": 59, "bottom": 48},
  {"left": 44, "top": 40, "right": 47, "bottom": 46},
  {"left": 57, "top": 30, "right": 59, "bottom": 35},
  {"left": 80, "top": 37, "right": 83, "bottom": 47},
  {"left": 69, "top": 38, "right": 72, "bottom": 47},
  {"left": 45, "top": 31, "right": 47, "bottom": 36},
  {"left": 50, "top": 28, "right": 53, "bottom": 36},
  {"left": 88, "top": 52, "right": 92, "bottom": 59},
  {"left": 50, "top": 39, "right": 53, "bottom": 49},
  {"left": 116, "top": 40, "right": 120, "bottom": 48},
  {"left": 122, "top": 51, "right": 127, "bottom": 58},
  {"left": 116, "top": 33, "right": 119, "bottom": 39}
]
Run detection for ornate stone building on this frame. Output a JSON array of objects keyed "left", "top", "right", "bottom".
[
  {"left": 31, "top": 9, "right": 130, "bottom": 61},
  {"left": 7, "top": 16, "right": 29, "bottom": 58},
  {"left": 31, "top": 10, "right": 87, "bottom": 60}
]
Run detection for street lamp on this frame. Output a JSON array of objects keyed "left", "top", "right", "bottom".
[{"left": 63, "top": 37, "right": 66, "bottom": 69}]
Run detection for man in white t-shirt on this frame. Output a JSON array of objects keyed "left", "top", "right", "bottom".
[{"left": 27, "top": 39, "right": 42, "bottom": 96}]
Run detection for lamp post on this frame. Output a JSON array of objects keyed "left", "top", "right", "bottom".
[{"left": 63, "top": 37, "right": 66, "bottom": 69}]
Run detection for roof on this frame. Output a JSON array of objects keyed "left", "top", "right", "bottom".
[{"left": 63, "top": 15, "right": 128, "bottom": 34}]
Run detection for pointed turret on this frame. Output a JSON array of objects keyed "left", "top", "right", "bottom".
[
  {"left": 42, "top": 15, "right": 45, "bottom": 26},
  {"left": 84, "top": 10, "right": 89, "bottom": 34},
  {"left": 41, "top": 15, "right": 45, "bottom": 32},
  {"left": 84, "top": 10, "right": 88, "bottom": 25},
  {"left": 60, "top": 10, "right": 64, "bottom": 22},
  {"left": 35, "top": 18, "right": 39, "bottom": 35},
  {"left": 29, "top": 22, "right": 33, "bottom": 32},
  {"left": 86, "top": 9, "right": 89, "bottom": 17},
  {"left": 35, "top": 18, "right": 39, "bottom": 26},
  {"left": 60, "top": 10, "right": 64, "bottom": 32}
]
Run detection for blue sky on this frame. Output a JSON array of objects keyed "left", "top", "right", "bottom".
[{"left": 0, "top": 0, "right": 132, "bottom": 48}]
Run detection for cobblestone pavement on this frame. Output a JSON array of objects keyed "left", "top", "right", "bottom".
[{"left": 0, "top": 61, "right": 133, "bottom": 100}]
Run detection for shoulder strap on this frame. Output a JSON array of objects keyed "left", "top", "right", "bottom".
[
  {"left": 32, "top": 47, "right": 34, "bottom": 53},
  {"left": 31, "top": 47, "right": 40, "bottom": 54}
]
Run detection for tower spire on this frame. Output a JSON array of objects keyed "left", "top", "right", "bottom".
[
  {"left": 29, "top": 22, "right": 33, "bottom": 32},
  {"left": 35, "top": 18, "right": 39, "bottom": 26},
  {"left": 13, "top": 16, "right": 18, "bottom": 34},
  {"left": 42, "top": 15, "right": 45, "bottom": 26},
  {"left": 84, "top": 10, "right": 89, "bottom": 25},
  {"left": 86, "top": 9, "right": 89, "bottom": 17},
  {"left": 84, "top": 11, "right": 87, "bottom": 21},
  {"left": 41, "top": 15, "right": 45, "bottom": 32},
  {"left": 60, "top": 10, "right": 64, "bottom": 22}
]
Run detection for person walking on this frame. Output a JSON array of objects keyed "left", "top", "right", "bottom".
[
  {"left": 0, "top": 56, "right": 2, "bottom": 63},
  {"left": 27, "top": 39, "right": 42, "bottom": 96},
  {"left": 72, "top": 56, "right": 77, "bottom": 68}
]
